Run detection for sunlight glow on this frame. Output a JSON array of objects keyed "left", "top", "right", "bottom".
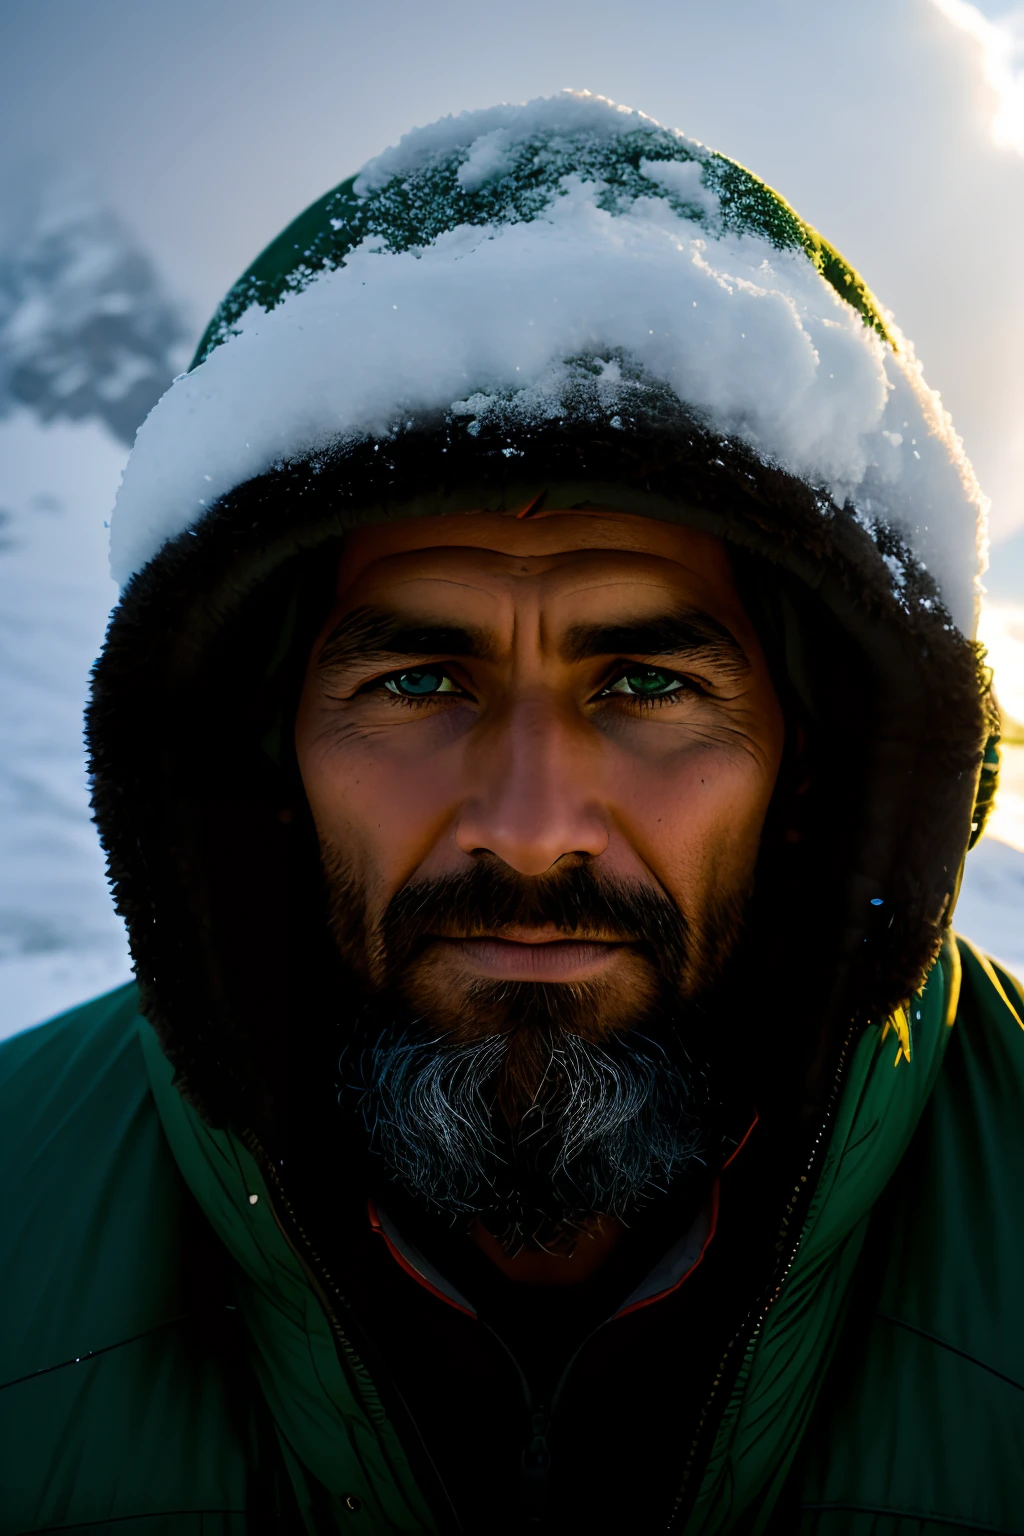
[
  {"left": 979, "top": 601, "right": 1024, "bottom": 724},
  {"left": 928, "top": 0, "right": 1024, "bottom": 154}
]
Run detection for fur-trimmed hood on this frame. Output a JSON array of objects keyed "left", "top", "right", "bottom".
[{"left": 86, "top": 95, "right": 995, "bottom": 1143}]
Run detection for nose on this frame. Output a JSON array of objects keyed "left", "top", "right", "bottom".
[{"left": 454, "top": 697, "right": 609, "bottom": 876}]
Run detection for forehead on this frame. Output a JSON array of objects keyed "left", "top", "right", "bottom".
[{"left": 335, "top": 510, "right": 746, "bottom": 631}]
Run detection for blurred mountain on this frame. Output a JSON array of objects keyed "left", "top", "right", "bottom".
[
  {"left": 0, "top": 182, "right": 194, "bottom": 1037},
  {"left": 0, "top": 182, "right": 189, "bottom": 446}
]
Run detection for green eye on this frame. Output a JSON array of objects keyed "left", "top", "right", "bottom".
[
  {"left": 384, "top": 668, "right": 459, "bottom": 697},
  {"left": 606, "top": 666, "right": 684, "bottom": 698}
]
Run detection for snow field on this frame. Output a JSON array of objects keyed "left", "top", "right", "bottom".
[{"left": 0, "top": 412, "right": 130, "bottom": 1038}]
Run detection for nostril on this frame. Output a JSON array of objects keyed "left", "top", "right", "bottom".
[{"left": 454, "top": 789, "right": 610, "bottom": 870}]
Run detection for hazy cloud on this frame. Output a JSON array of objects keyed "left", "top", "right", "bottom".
[{"left": 928, "top": 0, "right": 1024, "bottom": 155}]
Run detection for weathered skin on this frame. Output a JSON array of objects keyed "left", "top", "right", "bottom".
[{"left": 294, "top": 507, "right": 786, "bottom": 1281}]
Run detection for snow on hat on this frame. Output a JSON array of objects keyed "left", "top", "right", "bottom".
[{"left": 109, "top": 90, "right": 986, "bottom": 635}]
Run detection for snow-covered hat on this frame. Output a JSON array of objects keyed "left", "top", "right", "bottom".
[{"left": 111, "top": 90, "right": 985, "bottom": 637}]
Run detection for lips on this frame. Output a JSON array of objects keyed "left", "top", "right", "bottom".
[{"left": 430, "top": 934, "right": 628, "bottom": 981}]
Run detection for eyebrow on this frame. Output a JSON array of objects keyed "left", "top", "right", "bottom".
[
  {"left": 316, "top": 605, "right": 494, "bottom": 675},
  {"left": 316, "top": 603, "right": 749, "bottom": 682},
  {"left": 562, "top": 610, "right": 750, "bottom": 677}
]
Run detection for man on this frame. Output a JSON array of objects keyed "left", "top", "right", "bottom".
[{"left": 2, "top": 93, "right": 1022, "bottom": 1535}]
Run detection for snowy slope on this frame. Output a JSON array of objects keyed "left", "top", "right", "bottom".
[
  {"left": 0, "top": 410, "right": 131, "bottom": 1038},
  {"left": 957, "top": 828, "right": 1024, "bottom": 978},
  {"left": 960, "top": 607, "right": 1024, "bottom": 979}
]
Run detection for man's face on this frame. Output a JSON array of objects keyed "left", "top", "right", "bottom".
[{"left": 294, "top": 506, "right": 785, "bottom": 1233}]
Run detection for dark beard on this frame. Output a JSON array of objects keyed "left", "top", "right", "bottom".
[
  {"left": 339, "top": 998, "right": 720, "bottom": 1251},
  {"left": 326, "top": 851, "right": 750, "bottom": 1249}
]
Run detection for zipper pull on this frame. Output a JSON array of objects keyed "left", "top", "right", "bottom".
[{"left": 521, "top": 1408, "right": 552, "bottom": 1523}]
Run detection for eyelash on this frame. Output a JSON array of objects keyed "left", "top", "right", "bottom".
[
  {"left": 366, "top": 664, "right": 705, "bottom": 708},
  {"left": 600, "top": 669, "right": 706, "bottom": 708}
]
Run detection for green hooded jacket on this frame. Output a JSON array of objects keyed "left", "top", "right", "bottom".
[
  {"left": 3, "top": 936, "right": 1024, "bottom": 1533},
  {"left": 3, "top": 94, "right": 1022, "bottom": 1535}
]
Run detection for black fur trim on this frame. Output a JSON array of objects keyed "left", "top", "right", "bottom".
[{"left": 87, "top": 408, "right": 992, "bottom": 1138}]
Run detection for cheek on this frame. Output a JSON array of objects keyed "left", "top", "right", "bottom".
[
  {"left": 294, "top": 701, "right": 469, "bottom": 892},
  {"left": 608, "top": 742, "right": 778, "bottom": 902}
]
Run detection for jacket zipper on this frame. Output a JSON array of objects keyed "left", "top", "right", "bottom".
[
  {"left": 481, "top": 1307, "right": 626, "bottom": 1527},
  {"left": 521, "top": 1405, "right": 553, "bottom": 1522},
  {"left": 238, "top": 1127, "right": 464, "bottom": 1533},
  {"left": 665, "top": 1021, "right": 857, "bottom": 1532},
  {"left": 470, "top": 1317, "right": 555, "bottom": 1523}
]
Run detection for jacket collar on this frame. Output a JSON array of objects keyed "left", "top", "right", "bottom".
[{"left": 141, "top": 936, "right": 959, "bottom": 1535}]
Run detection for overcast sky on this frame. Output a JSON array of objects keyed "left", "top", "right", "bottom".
[{"left": 3, "top": 0, "right": 1023, "bottom": 540}]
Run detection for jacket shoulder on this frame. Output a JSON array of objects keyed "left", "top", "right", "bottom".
[
  {"left": 0, "top": 983, "right": 189, "bottom": 1465},
  {"left": 0, "top": 981, "right": 146, "bottom": 1130},
  {"left": 0, "top": 982, "right": 171, "bottom": 1379},
  {"left": 955, "top": 932, "right": 1024, "bottom": 1045},
  {"left": 947, "top": 934, "right": 1024, "bottom": 1168},
  {"left": 0, "top": 986, "right": 263, "bottom": 1531},
  {"left": 789, "top": 935, "right": 1024, "bottom": 1533}
]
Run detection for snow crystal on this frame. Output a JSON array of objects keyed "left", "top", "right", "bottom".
[
  {"left": 638, "top": 158, "right": 719, "bottom": 218},
  {"left": 109, "top": 94, "right": 985, "bottom": 636},
  {"left": 880, "top": 552, "right": 907, "bottom": 589},
  {"left": 457, "top": 129, "right": 514, "bottom": 191},
  {"left": 353, "top": 90, "right": 695, "bottom": 196}
]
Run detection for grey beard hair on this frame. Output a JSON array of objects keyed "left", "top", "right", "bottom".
[{"left": 343, "top": 1016, "right": 709, "bottom": 1242}]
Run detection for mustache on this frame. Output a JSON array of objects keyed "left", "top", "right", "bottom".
[
  {"left": 321, "top": 849, "right": 745, "bottom": 1248},
  {"left": 377, "top": 858, "right": 692, "bottom": 977}
]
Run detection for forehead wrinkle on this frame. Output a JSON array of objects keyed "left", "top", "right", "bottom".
[
  {"left": 340, "top": 542, "right": 703, "bottom": 599},
  {"left": 334, "top": 551, "right": 749, "bottom": 670},
  {"left": 344, "top": 545, "right": 715, "bottom": 610},
  {"left": 348, "top": 567, "right": 561, "bottom": 664},
  {"left": 347, "top": 569, "right": 523, "bottom": 624},
  {"left": 536, "top": 565, "right": 757, "bottom": 652},
  {"left": 427, "top": 563, "right": 709, "bottom": 658},
  {"left": 538, "top": 571, "right": 708, "bottom": 605}
]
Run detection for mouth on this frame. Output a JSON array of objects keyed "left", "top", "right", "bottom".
[{"left": 429, "top": 927, "right": 631, "bottom": 982}]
